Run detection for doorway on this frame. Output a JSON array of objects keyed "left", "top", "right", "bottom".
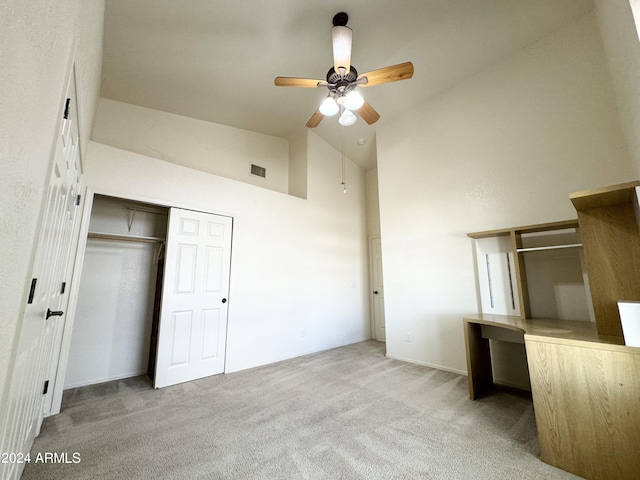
[
  {"left": 64, "top": 195, "right": 168, "bottom": 389},
  {"left": 63, "top": 195, "right": 234, "bottom": 394},
  {"left": 370, "top": 236, "right": 386, "bottom": 342}
]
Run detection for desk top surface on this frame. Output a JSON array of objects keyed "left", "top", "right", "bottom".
[{"left": 463, "top": 313, "right": 634, "bottom": 351}]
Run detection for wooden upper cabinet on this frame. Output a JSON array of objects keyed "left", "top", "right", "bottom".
[
  {"left": 570, "top": 181, "right": 640, "bottom": 337},
  {"left": 468, "top": 220, "right": 583, "bottom": 321}
]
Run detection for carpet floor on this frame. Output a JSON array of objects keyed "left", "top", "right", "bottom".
[{"left": 22, "top": 340, "right": 581, "bottom": 479}]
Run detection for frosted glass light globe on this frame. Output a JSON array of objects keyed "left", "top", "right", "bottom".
[
  {"left": 343, "top": 91, "right": 364, "bottom": 111},
  {"left": 339, "top": 109, "right": 357, "bottom": 126},
  {"left": 319, "top": 97, "right": 339, "bottom": 116}
]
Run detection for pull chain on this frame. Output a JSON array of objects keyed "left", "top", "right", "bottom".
[{"left": 341, "top": 125, "right": 347, "bottom": 194}]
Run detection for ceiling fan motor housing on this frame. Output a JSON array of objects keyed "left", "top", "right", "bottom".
[{"left": 327, "top": 66, "right": 358, "bottom": 85}]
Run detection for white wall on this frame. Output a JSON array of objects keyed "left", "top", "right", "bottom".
[
  {"left": 66, "top": 240, "right": 159, "bottom": 388},
  {"left": 93, "top": 98, "right": 290, "bottom": 194},
  {"left": 594, "top": 0, "right": 640, "bottom": 174},
  {"left": 0, "top": 0, "right": 103, "bottom": 428},
  {"left": 288, "top": 127, "right": 308, "bottom": 199},
  {"left": 376, "top": 12, "right": 636, "bottom": 374},
  {"left": 82, "top": 126, "right": 369, "bottom": 373},
  {"left": 632, "top": 0, "right": 640, "bottom": 38},
  {"left": 366, "top": 169, "right": 381, "bottom": 238}
]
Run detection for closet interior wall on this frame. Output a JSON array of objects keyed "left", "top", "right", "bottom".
[{"left": 64, "top": 195, "right": 168, "bottom": 389}]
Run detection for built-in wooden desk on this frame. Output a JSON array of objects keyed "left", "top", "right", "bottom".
[
  {"left": 463, "top": 314, "right": 640, "bottom": 480},
  {"left": 465, "top": 183, "right": 640, "bottom": 479},
  {"left": 463, "top": 313, "right": 622, "bottom": 399}
]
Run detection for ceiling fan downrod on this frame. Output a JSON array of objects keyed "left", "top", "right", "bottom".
[
  {"left": 331, "top": 12, "right": 352, "bottom": 79},
  {"left": 332, "top": 12, "right": 349, "bottom": 27}
]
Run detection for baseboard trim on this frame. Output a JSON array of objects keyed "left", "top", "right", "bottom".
[
  {"left": 384, "top": 353, "right": 467, "bottom": 376},
  {"left": 63, "top": 370, "right": 148, "bottom": 390}
]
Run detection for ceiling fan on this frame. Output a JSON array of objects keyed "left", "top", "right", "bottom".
[{"left": 274, "top": 12, "right": 414, "bottom": 128}]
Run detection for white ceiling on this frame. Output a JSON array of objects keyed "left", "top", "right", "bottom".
[{"left": 101, "top": 0, "right": 594, "bottom": 170}]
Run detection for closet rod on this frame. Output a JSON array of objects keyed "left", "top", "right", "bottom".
[
  {"left": 126, "top": 206, "right": 167, "bottom": 216},
  {"left": 87, "top": 232, "right": 165, "bottom": 244}
]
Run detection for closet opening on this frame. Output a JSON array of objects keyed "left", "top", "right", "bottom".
[{"left": 64, "top": 194, "right": 168, "bottom": 392}]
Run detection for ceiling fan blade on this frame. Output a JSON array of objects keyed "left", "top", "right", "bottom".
[
  {"left": 306, "top": 109, "right": 324, "bottom": 128},
  {"left": 358, "top": 62, "right": 414, "bottom": 87},
  {"left": 274, "top": 77, "right": 324, "bottom": 88},
  {"left": 356, "top": 101, "right": 380, "bottom": 125}
]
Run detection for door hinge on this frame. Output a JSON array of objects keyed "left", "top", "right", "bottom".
[
  {"left": 75, "top": 194, "right": 81, "bottom": 206},
  {"left": 43, "top": 380, "right": 49, "bottom": 395},
  {"left": 63, "top": 98, "right": 71, "bottom": 120},
  {"left": 61, "top": 282, "right": 66, "bottom": 294},
  {"left": 28, "top": 278, "right": 37, "bottom": 304}
]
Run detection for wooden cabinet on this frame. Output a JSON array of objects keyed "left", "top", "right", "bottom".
[
  {"left": 468, "top": 180, "right": 640, "bottom": 339},
  {"left": 468, "top": 219, "right": 590, "bottom": 322},
  {"left": 570, "top": 181, "right": 640, "bottom": 338},
  {"left": 526, "top": 335, "right": 640, "bottom": 480}
]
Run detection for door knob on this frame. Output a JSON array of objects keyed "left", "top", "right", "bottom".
[
  {"left": 221, "top": 298, "right": 227, "bottom": 303},
  {"left": 373, "top": 291, "right": 379, "bottom": 294},
  {"left": 46, "top": 308, "right": 64, "bottom": 319}
]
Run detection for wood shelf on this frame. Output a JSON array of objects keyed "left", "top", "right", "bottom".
[
  {"left": 467, "top": 219, "right": 578, "bottom": 239},
  {"left": 570, "top": 180, "right": 640, "bottom": 211}
]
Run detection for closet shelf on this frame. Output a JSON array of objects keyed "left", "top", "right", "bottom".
[{"left": 88, "top": 232, "right": 165, "bottom": 244}]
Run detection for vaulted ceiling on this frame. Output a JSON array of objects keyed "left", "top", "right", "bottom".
[{"left": 101, "top": 0, "right": 594, "bottom": 170}]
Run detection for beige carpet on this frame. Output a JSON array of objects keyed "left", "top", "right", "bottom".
[{"left": 22, "top": 341, "right": 581, "bottom": 479}]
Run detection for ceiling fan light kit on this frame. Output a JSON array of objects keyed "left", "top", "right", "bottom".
[
  {"left": 319, "top": 96, "right": 339, "bottom": 116},
  {"left": 338, "top": 109, "right": 357, "bottom": 127},
  {"left": 274, "top": 11, "right": 414, "bottom": 129},
  {"left": 343, "top": 90, "right": 364, "bottom": 111}
]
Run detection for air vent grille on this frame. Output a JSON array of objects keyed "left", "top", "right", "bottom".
[{"left": 251, "top": 164, "right": 266, "bottom": 178}]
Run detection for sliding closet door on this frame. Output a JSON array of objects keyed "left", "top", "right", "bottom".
[{"left": 154, "top": 208, "right": 232, "bottom": 388}]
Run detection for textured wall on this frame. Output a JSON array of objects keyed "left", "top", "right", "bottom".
[
  {"left": 81, "top": 128, "right": 370, "bottom": 374},
  {"left": 594, "top": 0, "right": 640, "bottom": 174},
  {"left": 92, "top": 99, "right": 290, "bottom": 194},
  {"left": 376, "top": 12, "right": 635, "bottom": 375},
  {"left": 0, "top": 0, "right": 104, "bottom": 427}
]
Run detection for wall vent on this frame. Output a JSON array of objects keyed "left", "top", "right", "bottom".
[{"left": 250, "top": 164, "right": 266, "bottom": 178}]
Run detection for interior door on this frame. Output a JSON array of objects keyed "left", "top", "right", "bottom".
[
  {"left": 154, "top": 208, "right": 232, "bottom": 388},
  {"left": 41, "top": 71, "right": 84, "bottom": 416},
  {"left": 370, "top": 236, "right": 386, "bottom": 342},
  {"left": 0, "top": 68, "right": 82, "bottom": 480}
]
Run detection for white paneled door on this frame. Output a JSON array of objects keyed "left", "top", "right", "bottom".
[
  {"left": 154, "top": 208, "right": 232, "bottom": 388},
  {"left": 370, "top": 236, "right": 386, "bottom": 342},
  {"left": 0, "top": 68, "right": 82, "bottom": 480}
]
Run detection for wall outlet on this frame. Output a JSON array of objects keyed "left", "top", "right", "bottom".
[{"left": 405, "top": 333, "right": 411, "bottom": 342}]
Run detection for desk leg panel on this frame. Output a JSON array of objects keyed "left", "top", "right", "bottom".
[{"left": 463, "top": 320, "right": 494, "bottom": 400}]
